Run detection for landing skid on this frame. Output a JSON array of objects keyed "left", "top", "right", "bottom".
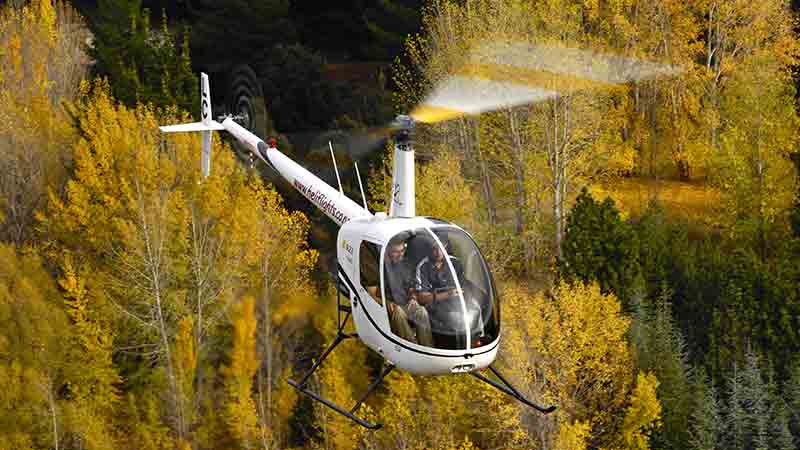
[
  {"left": 288, "top": 288, "right": 393, "bottom": 430},
  {"left": 290, "top": 272, "right": 554, "bottom": 430},
  {"left": 470, "top": 365, "right": 557, "bottom": 414}
]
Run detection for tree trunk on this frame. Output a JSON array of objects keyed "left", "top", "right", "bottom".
[
  {"left": 474, "top": 120, "right": 497, "bottom": 226},
  {"left": 508, "top": 108, "right": 530, "bottom": 273}
]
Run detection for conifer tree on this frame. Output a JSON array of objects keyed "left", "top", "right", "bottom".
[
  {"left": 741, "top": 348, "right": 770, "bottom": 450},
  {"left": 560, "top": 188, "right": 640, "bottom": 304},
  {"left": 724, "top": 362, "right": 747, "bottom": 450},
  {"left": 631, "top": 286, "right": 692, "bottom": 450},
  {"left": 90, "top": 0, "right": 195, "bottom": 111},
  {"left": 688, "top": 371, "right": 722, "bottom": 450}
]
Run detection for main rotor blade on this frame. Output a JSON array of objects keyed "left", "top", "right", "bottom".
[
  {"left": 411, "top": 41, "right": 681, "bottom": 124},
  {"left": 410, "top": 76, "right": 557, "bottom": 124}
]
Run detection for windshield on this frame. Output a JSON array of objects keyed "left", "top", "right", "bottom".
[{"left": 383, "top": 226, "right": 499, "bottom": 350}]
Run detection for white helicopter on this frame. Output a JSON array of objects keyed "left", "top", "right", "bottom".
[{"left": 161, "top": 42, "right": 676, "bottom": 429}]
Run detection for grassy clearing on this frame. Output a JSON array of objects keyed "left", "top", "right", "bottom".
[{"left": 591, "top": 177, "right": 721, "bottom": 225}]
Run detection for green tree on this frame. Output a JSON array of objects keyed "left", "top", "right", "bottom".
[
  {"left": 631, "top": 286, "right": 693, "bottom": 450},
  {"left": 361, "top": 0, "right": 423, "bottom": 60},
  {"left": 560, "top": 188, "right": 640, "bottom": 305},
  {"left": 790, "top": 152, "right": 800, "bottom": 238},
  {"left": 688, "top": 371, "right": 722, "bottom": 450},
  {"left": 90, "top": 0, "right": 195, "bottom": 111}
]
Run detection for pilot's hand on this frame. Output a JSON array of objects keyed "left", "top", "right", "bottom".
[{"left": 388, "top": 302, "right": 396, "bottom": 314}]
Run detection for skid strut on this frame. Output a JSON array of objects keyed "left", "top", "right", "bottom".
[
  {"left": 470, "top": 365, "right": 556, "bottom": 414},
  {"left": 288, "top": 280, "right": 393, "bottom": 430}
]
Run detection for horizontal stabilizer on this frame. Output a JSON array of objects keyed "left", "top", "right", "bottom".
[{"left": 159, "top": 121, "right": 224, "bottom": 133}]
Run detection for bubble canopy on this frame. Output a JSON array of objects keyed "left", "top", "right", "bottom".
[{"left": 382, "top": 226, "right": 499, "bottom": 351}]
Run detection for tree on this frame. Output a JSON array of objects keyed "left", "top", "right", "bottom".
[
  {"left": 688, "top": 371, "right": 722, "bottom": 450},
  {"left": 560, "top": 188, "right": 640, "bottom": 304},
  {"left": 0, "top": 0, "right": 89, "bottom": 246},
  {"left": 361, "top": 0, "right": 424, "bottom": 60},
  {"left": 90, "top": 0, "right": 195, "bottom": 111},
  {"left": 695, "top": 0, "right": 800, "bottom": 251},
  {"left": 722, "top": 360, "right": 750, "bottom": 450},
  {"left": 257, "top": 43, "right": 340, "bottom": 132},
  {"left": 618, "top": 372, "right": 662, "bottom": 450},
  {"left": 0, "top": 245, "right": 69, "bottom": 450},
  {"left": 223, "top": 296, "right": 261, "bottom": 448},
  {"left": 631, "top": 286, "right": 693, "bottom": 450},
  {"left": 189, "top": 0, "right": 294, "bottom": 67},
  {"left": 500, "top": 281, "right": 656, "bottom": 449}
]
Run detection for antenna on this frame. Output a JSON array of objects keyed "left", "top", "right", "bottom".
[
  {"left": 354, "top": 161, "right": 368, "bottom": 211},
  {"left": 329, "top": 141, "right": 343, "bottom": 196}
]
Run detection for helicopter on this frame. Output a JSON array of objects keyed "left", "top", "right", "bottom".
[{"left": 160, "top": 42, "right": 677, "bottom": 429}]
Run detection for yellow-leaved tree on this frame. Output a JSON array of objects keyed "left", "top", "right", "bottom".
[
  {"left": 0, "top": 244, "right": 69, "bottom": 450},
  {"left": 0, "top": 0, "right": 89, "bottom": 246},
  {"left": 223, "top": 296, "right": 261, "bottom": 448},
  {"left": 500, "top": 281, "right": 661, "bottom": 449},
  {"left": 41, "top": 78, "right": 316, "bottom": 448}
]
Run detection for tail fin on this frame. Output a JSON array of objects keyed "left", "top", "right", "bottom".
[
  {"left": 159, "top": 72, "right": 224, "bottom": 178},
  {"left": 201, "top": 73, "right": 213, "bottom": 126}
]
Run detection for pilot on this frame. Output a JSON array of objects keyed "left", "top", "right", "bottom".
[{"left": 384, "top": 238, "right": 433, "bottom": 346}]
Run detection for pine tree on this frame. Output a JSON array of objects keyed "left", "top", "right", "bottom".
[
  {"left": 724, "top": 362, "right": 747, "bottom": 450},
  {"left": 767, "top": 368, "right": 795, "bottom": 450},
  {"left": 688, "top": 371, "right": 722, "bottom": 450},
  {"left": 90, "top": 0, "right": 195, "bottom": 111},
  {"left": 631, "top": 286, "right": 693, "bottom": 450},
  {"left": 560, "top": 188, "right": 640, "bottom": 305},
  {"left": 741, "top": 349, "right": 770, "bottom": 450}
]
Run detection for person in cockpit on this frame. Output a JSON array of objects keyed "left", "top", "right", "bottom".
[
  {"left": 415, "top": 237, "right": 463, "bottom": 306},
  {"left": 384, "top": 238, "right": 433, "bottom": 346}
]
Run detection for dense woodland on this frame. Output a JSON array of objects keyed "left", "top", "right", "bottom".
[{"left": 1, "top": 0, "right": 800, "bottom": 449}]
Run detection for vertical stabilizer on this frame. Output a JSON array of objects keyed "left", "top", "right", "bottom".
[
  {"left": 201, "top": 73, "right": 213, "bottom": 126},
  {"left": 158, "top": 72, "right": 224, "bottom": 179},
  {"left": 200, "top": 73, "right": 212, "bottom": 177}
]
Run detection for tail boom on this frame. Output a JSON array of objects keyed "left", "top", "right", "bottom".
[{"left": 222, "top": 118, "right": 371, "bottom": 226}]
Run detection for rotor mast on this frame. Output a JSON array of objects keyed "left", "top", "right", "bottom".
[{"left": 389, "top": 115, "right": 415, "bottom": 217}]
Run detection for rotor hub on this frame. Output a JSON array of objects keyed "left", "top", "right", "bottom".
[{"left": 392, "top": 115, "right": 415, "bottom": 143}]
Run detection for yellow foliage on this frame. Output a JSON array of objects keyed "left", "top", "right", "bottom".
[
  {"left": 224, "top": 296, "right": 260, "bottom": 447},
  {"left": 618, "top": 372, "right": 661, "bottom": 450},
  {"left": 311, "top": 303, "right": 369, "bottom": 450},
  {"left": 556, "top": 419, "right": 591, "bottom": 450},
  {"left": 592, "top": 177, "right": 720, "bottom": 224},
  {"left": 174, "top": 317, "right": 196, "bottom": 428},
  {"left": 501, "top": 281, "right": 634, "bottom": 448},
  {"left": 0, "top": 0, "right": 89, "bottom": 245}
]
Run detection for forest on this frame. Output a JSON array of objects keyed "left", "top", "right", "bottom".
[{"left": 1, "top": 0, "right": 799, "bottom": 449}]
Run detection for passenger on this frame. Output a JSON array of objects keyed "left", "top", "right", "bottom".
[
  {"left": 415, "top": 237, "right": 463, "bottom": 307},
  {"left": 384, "top": 239, "right": 433, "bottom": 346}
]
